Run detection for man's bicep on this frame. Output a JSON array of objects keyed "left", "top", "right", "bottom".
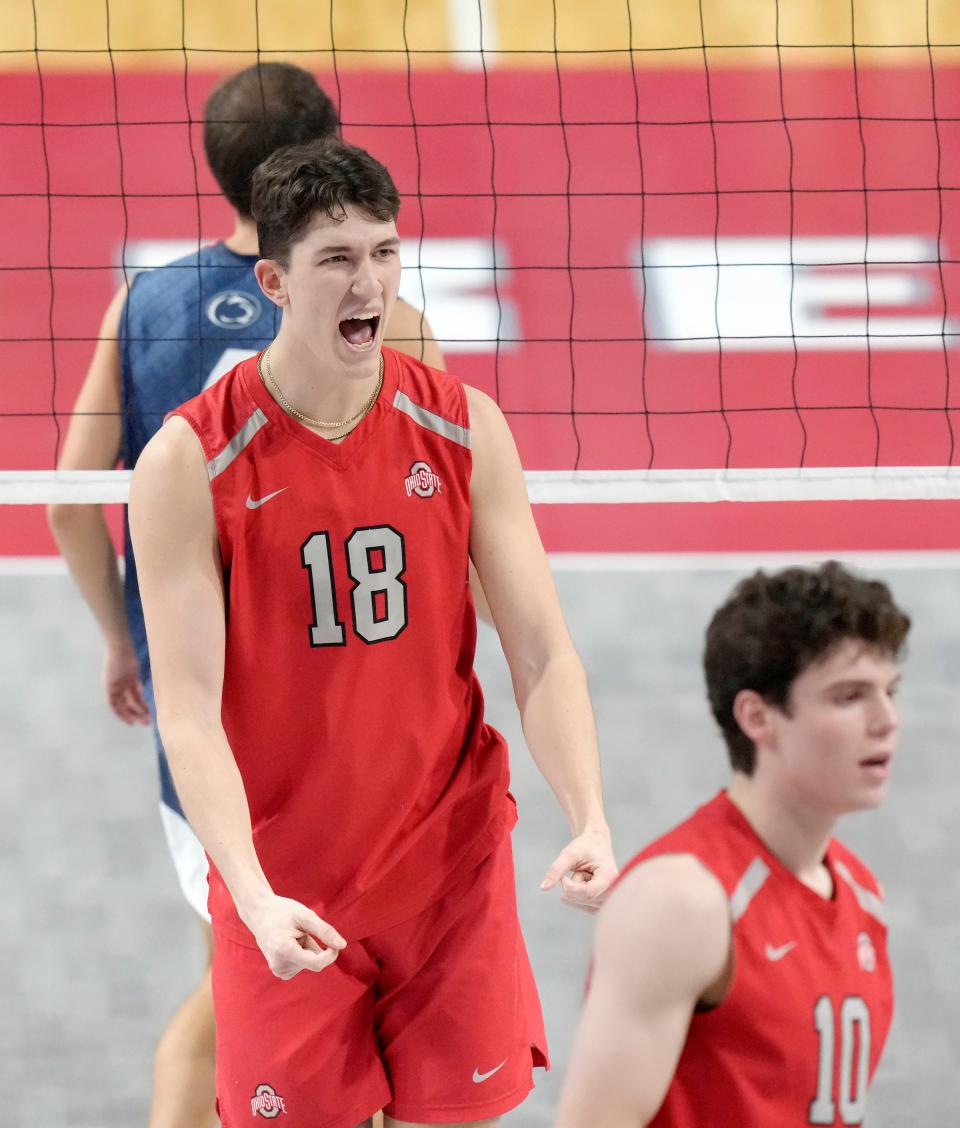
[
  {"left": 467, "top": 386, "right": 568, "bottom": 654},
  {"left": 129, "top": 419, "right": 226, "bottom": 721},
  {"left": 557, "top": 857, "right": 732, "bottom": 1126},
  {"left": 558, "top": 963, "right": 694, "bottom": 1127}
]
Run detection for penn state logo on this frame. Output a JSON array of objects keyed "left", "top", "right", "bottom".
[
  {"left": 207, "top": 289, "right": 261, "bottom": 329},
  {"left": 405, "top": 460, "right": 443, "bottom": 498},
  {"left": 250, "top": 1083, "right": 287, "bottom": 1118}
]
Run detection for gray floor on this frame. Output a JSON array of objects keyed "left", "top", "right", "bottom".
[{"left": 2, "top": 563, "right": 958, "bottom": 1126}]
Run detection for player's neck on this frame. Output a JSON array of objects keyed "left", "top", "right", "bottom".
[
  {"left": 726, "top": 775, "right": 835, "bottom": 897},
  {"left": 223, "top": 215, "right": 260, "bottom": 257},
  {"left": 264, "top": 332, "right": 382, "bottom": 430}
]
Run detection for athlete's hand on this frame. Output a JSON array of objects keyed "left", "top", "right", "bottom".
[
  {"left": 246, "top": 896, "right": 347, "bottom": 979},
  {"left": 103, "top": 640, "right": 151, "bottom": 725},
  {"left": 540, "top": 828, "right": 618, "bottom": 913}
]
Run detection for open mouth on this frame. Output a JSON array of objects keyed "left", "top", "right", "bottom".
[
  {"left": 339, "top": 314, "right": 380, "bottom": 349},
  {"left": 859, "top": 752, "right": 892, "bottom": 776}
]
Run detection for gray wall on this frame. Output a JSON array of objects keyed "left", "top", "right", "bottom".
[{"left": 2, "top": 564, "right": 957, "bottom": 1126}]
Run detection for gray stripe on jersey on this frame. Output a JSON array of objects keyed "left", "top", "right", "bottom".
[
  {"left": 834, "top": 859, "right": 887, "bottom": 925},
  {"left": 393, "top": 390, "right": 470, "bottom": 449},
  {"left": 206, "top": 408, "right": 269, "bottom": 481},
  {"left": 729, "top": 856, "right": 771, "bottom": 923}
]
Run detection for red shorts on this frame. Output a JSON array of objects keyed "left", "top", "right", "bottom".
[{"left": 212, "top": 835, "right": 548, "bottom": 1127}]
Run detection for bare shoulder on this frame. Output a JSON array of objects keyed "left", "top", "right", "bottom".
[
  {"left": 136, "top": 415, "right": 205, "bottom": 477},
  {"left": 464, "top": 384, "right": 510, "bottom": 441},
  {"left": 91, "top": 279, "right": 135, "bottom": 343},
  {"left": 601, "top": 854, "right": 729, "bottom": 935},
  {"left": 463, "top": 382, "right": 498, "bottom": 415},
  {"left": 389, "top": 297, "right": 426, "bottom": 333},
  {"left": 130, "top": 417, "right": 219, "bottom": 583},
  {"left": 463, "top": 385, "right": 522, "bottom": 501},
  {"left": 594, "top": 855, "right": 731, "bottom": 995},
  {"left": 386, "top": 299, "right": 445, "bottom": 369},
  {"left": 101, "top": 282, "right": 131, "bottom": 333},
  {"left": 131, "top": 416, "right": 210, "bottom": 516}
]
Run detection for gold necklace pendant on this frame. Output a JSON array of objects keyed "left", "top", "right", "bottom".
[{"left": 259, "top": 349, "right": 384, "bottom": 430}]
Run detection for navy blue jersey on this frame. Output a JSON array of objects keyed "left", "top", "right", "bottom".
[{"left": 119, "top": 242, "right": 278, "bottom": 672}]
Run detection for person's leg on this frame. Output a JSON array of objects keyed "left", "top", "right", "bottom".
[
  {"left": 373, "top": 836, "right": 548, "bottom": 1127},
  {"left": 145, "top": 672, "right": 219, "bottom": 1127},
  {"left": 149, "top": 918, "right": 217, "bottom": 1128},
  {"left": 213, "top": 930, "right": 390, "bottom": 1127}
]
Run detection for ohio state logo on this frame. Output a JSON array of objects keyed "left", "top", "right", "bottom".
[
  {"left": 405, "top": 460, "right": 443, "bottom": 498},
  {"left": 250, "top": 1083, "right": 287, "bottom": 1118},
  {"left": 856, "top": 931, "right": 877, "bottom": 973}
]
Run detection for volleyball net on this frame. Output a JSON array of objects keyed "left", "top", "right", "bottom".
[{"left": 2, "top": 0, "right": 960, "bottom": 555}]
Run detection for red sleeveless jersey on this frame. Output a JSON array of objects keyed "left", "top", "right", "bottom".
[
  {"left": 172, "top": 348, "right": 516, "bottom": 943},
  {"left": 625, "top": 793, "right": 893, "bottom": 1128}
]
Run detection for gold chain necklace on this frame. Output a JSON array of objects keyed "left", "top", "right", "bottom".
[{"left": 259, "top": 347, "right": 384, "bottom": 432}]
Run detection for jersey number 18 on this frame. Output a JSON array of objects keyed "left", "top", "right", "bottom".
[{"left": 301, "top": 526, "right": 408, "bottom": 646}]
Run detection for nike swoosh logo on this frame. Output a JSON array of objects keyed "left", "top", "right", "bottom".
[
  {"left": 246, "top": 488, "right": 287, "bottom": 510},
  {"left": 472, "top": 1059, "right": 508, "bottom": 1084},
  {"left": 765, "top": 941, "right": 797, "bottom": 962}
]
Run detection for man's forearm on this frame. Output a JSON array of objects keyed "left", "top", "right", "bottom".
[
  {"left": 48, "top": 504, "right": 130, "bottom": 646},
  {"left": 159, "top": 712, "right": 274, "bottom": 922},
  {"left": 516, "top": 650, "right": 607, "bottom": 835}
]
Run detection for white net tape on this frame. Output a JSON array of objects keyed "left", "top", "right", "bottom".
[{"left": 6, "top": 467, "right": 960, "bottom": 506}]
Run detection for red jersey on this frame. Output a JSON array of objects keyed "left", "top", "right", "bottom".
[
  {"left": 172, "top": 348, "right": 515, "bottom": 943},
  {"left": 625, "top": 793, "right": 893, "bottom": 1128}
]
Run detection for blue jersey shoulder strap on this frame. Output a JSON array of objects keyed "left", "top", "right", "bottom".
[{"left": 119, "top": 241, "right": 277, "bottom": 669}]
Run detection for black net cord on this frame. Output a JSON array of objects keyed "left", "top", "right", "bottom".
[
  {"left": 851, "top": 0, "right": 882, "bottom": 467},
  {"left": 698, "top": 0, "right": 733, "bottom": 472},
  {"left": 775, "top": 0, "right": 808, "bottom": 468},
  {"left": 626, "top": 0, "right": 655, "bottom": 471},
  {"left": 478, "top": 0, "right": 504, "bottom": 406},
  {"left": 552, "top": 0, "right": 582, "bottom": 468},
  {"left": 925, "top": 0, "right": 956, "bottom": 466},
  {"left": 32, "top": 0, "right": 62, "bottom": 465},
  {"left": 401, "top": 0, "right": 429, "bottom": 364}
]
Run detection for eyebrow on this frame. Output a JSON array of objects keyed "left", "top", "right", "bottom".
[
  {"left": 827, "top": 673, "right": 902, "bottom": 691},
  {"left": 316, "top": 237, "right": 401, "bottom": 255}
]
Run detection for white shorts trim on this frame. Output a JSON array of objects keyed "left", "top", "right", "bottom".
[{"left": 159, "top": 801, "right": 211, "bottom": 922}]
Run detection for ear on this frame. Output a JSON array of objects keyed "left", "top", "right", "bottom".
[
  {"left": 255, "top": 258, "right": 288, "bottom": 308},
  {"left": 732, "top": 688, "right": 776, "bottom": 751}
]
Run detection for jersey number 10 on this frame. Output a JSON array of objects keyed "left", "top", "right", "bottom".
[
  {"left": 809, "top": 995, "right": 870, "bottom": 1125},
  {"left": 301, "top": 527, "right": 408, "bottom": 646}
]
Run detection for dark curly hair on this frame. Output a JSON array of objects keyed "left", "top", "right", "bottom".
[
  {"left": 203, "top": 62, "right": 340, "bottom": 217},
  {"left": 251, "top": 136, "right": 401, "bottom": 265},
  {"left": 704, "top": 561, "right": 910, "bottom": 774}
]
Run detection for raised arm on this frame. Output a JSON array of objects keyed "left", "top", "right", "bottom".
[
  {"left": 467, "top": 386, "right": 616, "bottom": 909},
  {"left": 556, "top": 855, "right": 732, "bottom": 1127},
  {"left": 129, "top": 418, "right": 346, "bottom": 976},
  {"left": 46, "top": 286, "right": 150, "bottom": 724}
]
